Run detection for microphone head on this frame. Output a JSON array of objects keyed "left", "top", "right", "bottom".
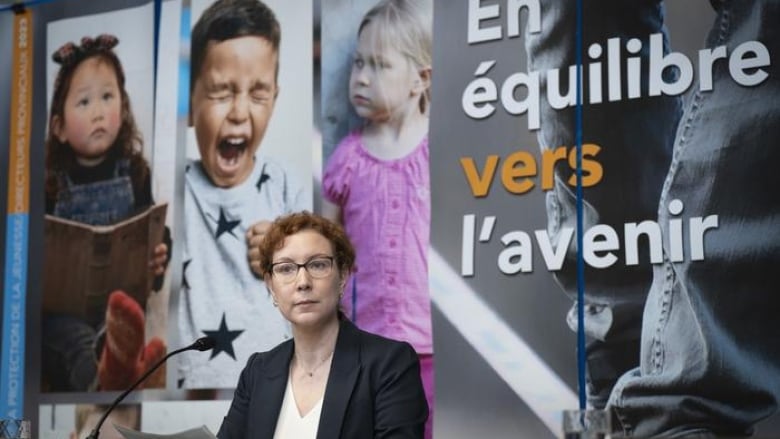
[{"left": 193, "top": 337, "right": 216, "bottom": 352}]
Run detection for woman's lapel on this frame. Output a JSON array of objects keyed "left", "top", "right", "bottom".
[
  {"left": 317, "top": 320, "right": 361, "bottom": 439},
  {"left": 255, "top": 341, "right": 293, "bottom": 438}
]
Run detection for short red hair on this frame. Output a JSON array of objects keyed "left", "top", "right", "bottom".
[{"left": 258, "top": 211, "right": 356, "bottom": 278}]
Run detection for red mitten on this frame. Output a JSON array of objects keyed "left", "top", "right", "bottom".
[
  {"left": 138, "top": 337, "right": 167, "bottom": 388},
  {"left": 98, "top": 290, "right": 145, "bottom": 390},
  {"left": 98, "top": 290, "right": 169, "bottom": 390}
]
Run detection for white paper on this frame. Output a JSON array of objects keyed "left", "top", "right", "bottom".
[{"left": 115, "top": 424, "right": 216, "bottom": 439}]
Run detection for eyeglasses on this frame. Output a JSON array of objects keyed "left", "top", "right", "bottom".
[{"left": 270, "top": 256, "right": 335, "bottom": 283}]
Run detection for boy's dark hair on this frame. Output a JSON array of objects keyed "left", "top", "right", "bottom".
[{"left": 190, "top": 0, "right": 281, "bottom": 94}]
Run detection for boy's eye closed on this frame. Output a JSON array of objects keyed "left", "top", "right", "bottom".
[
  {"left": 251, "top": 91, "right": 271, "bottom": 103},
  {"left": 208, "top": 90, "right": 232, "bottom": 102}
]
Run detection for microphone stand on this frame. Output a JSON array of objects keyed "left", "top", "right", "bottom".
[{"left": 87, "top": 338, "right": 214, "bottom": 439}]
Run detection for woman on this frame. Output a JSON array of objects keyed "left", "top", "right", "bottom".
[{"left": 217, "top": 212, "right": 428, "bottom": 438}]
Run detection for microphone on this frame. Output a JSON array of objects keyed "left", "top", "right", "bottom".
[{"left": 86, "top": 336, "right": 216, "bottom": 439}]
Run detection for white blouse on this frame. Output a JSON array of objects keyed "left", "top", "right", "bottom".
[{"left": 273, "top": 375, "right": 323, "bottom": 439}]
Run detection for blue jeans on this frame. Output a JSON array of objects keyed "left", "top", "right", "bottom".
[{"left": 527, "top": 0, "right": 780, "bottom": 436}]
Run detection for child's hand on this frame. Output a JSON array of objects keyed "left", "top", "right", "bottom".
[
  {"left": 149, "top": 243, "right": 168, "bottom": 276},
  {"left": 247, "top": 220, "right": 272, "bottom": 277}
]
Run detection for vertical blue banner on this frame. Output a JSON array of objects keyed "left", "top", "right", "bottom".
[{"left": 1, "top": 8, "right": 32, "bottom": 419}]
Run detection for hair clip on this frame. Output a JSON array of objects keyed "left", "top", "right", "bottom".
[{"left": 52, "top": 34, "right": 119, "bottom": 66}]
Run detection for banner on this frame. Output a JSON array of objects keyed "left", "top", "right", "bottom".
[
  {"left": 429, "top": 1, "right": 780, "bottom": 438},
  {"left": 176, "top": 0, "right": 313, "bottom": 391},
  {"left": 1, "top": 7, "right": 32, "bottom": 420},
  {"left": 0, "top": 1, "right": 778, "bottom": 437}
]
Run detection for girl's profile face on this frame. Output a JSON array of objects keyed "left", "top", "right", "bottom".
[
  {"left": 349, "top": 22, "right": 421, "bottom": 122},
  {"left": 55, "top": 57, "right": 122, "bottom": 166}
]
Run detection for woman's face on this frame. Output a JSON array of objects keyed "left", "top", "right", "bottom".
[{"left": 266, "top": 229, "right": 345, "bottom": 329}]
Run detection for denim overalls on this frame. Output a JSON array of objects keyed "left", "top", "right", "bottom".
[{"left": 52, "top": 158, "right": 136, "bottom": 226}]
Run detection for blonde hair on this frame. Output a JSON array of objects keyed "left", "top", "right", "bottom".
[{"left": 358, "top": 0, "right": 433, "bottom": 113}]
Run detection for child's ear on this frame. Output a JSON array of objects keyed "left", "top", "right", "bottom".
[
  {"left": 412, "top": 67, "right": 432, "bottom": 95},
  {"left": 51, "top": 115, "right": 66, "bottom": 143}
]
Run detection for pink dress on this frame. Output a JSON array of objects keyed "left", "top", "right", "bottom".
[{"left": 323, "top": 132, "right": 432, "bottom": 354}]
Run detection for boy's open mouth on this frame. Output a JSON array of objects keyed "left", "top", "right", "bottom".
[{"left": 217, "top": 137, "right": 248, "bottom": 169}]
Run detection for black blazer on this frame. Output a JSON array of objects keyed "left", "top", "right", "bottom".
[{"left": 216, "top": 318, "right": 428, "bottom": 438}]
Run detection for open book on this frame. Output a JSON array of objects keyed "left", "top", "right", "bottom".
[
  {"left": 42, "top": 203, "right": 167, "bottom": 325},
  {"left": 116, "top": 424, "right": 216, "bottom": 439}
]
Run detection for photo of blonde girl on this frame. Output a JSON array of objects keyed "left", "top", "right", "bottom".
[{"left": 321, "top": 1, "right": 434, "bottom": 437}]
